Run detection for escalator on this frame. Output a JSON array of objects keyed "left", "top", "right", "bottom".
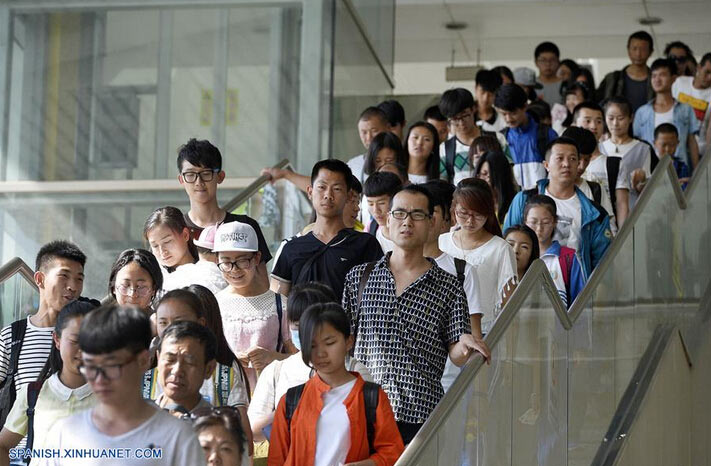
[
  {"left": 0, "top": 153, "right": 708, "bottom": 465},
  {"left": 395, "top": 152, "right": 711, "bottom": 465}
]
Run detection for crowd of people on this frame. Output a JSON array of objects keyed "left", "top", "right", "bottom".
[{"left": 0, "top": 30, "right": 708, "bottom": 465}]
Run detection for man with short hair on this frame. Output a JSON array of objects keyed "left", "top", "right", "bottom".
[
  {"left": 654, "top": 123, "right": 691, "bottom": 188},
  {"left": 504, "top": 137, "right": 611, "bottom": 277},
  {"left": 424, "top": 105, "right": 450, "bottom": 144},
  {"left": 475, "top": 69, "right": 506, "bottom": 132},
  {"left": 495, "top": 83, "right": 558, "bottom": 190},
  {"left": 38, "top": 305, "right": 205, "bottom": 465},
  {"left": 672, "top": 52, "right": 711, "bottom": 157},
  {"left": 271, "top": 160, "right": 383, "bottom": 299},
  {"left": 363, "top": 171, "right": 403, "bottom": 252},
  {"left": 597, "top": 31, "right": 655, "bottom": 111},
  {"left": 155, "top": 321, "right": 217, "bottom": 416},
  {"left": 633, "top": 58, "right": 700, "bottom": 169},
  {"left": 534, "top": 41, "right": 564, "bottom": 106},
  {"left": 342, "top": 185, "right": 488, "bottom": 444},
  {"left": 378, "top": 100, "right": 407, "bottom": 141},
  {"left": 0, "top": 241, "right": 86, "bottom": 425}
]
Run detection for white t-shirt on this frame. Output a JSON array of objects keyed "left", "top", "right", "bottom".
[
  {"left": 438, "top": 233, "right": 516, "bottom": 332},
  {"left": 162, "top": 261, "right": 228, "bottom": 294},
  {"left": 584, "top": 153, "right": 630, "bottom": 192},
  {"left": 433, "top": 253, "right": 483, "bottom": 316},
  {"left": 654, "top": 108, "right": 674, "bottom": 128},
  {"left": 249, "top": 354, "right": 372, "bottom": 427},
  {"left": 576, "top": 179, "right": 616, "bottom": 234},
  {"left": 314, "top": 379, "right": 356, "bottom": 466},
  {"left": 408, "top": 173, "right": 429, "bottom": 184},
  {"left": 347, "top": 154, "right": 365, "bottom": 182},
  {"left": 545, "top": 188, "right": 582, "bottom": 251},
  {"left": 35, "top": 406, "right": 205, "bottom": 466},
  {"left": 375, "top": 227, "right": 395, "bottom": 254},
  {"left": 672, "top": 76, "right": 711, "bottom": 155}
]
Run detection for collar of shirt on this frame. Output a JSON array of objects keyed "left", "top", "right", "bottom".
[
  {"left": 309, "top": 372, "right": 363, "bottom": 398},
  {"left": 376, "top": 252, "right": 438, "bottom": 295},
  {"left": 47, "top": 373, "right": 93, "bottom": 401}
]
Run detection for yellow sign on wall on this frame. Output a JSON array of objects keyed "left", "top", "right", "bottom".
[{"left": 200, "top": 89, "right": 239, "bottom": 126}]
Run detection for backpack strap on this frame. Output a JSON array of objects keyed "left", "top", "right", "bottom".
[
  {"left": 352, "top": 262, "right": 377, "bottom": 353},
  {"left": 141, "top": 368, "right": 155, "bottom": 400},
  {"left": 362, "top": 381, "right": 380, "bottom": 455},
  {"left": 24, "top": 379, "right": 44, "bottom": 452},
  {"left": 0, "top": 319, "right": 28, "bottom": 425},
  {"left": 588, "top": 180, "right": 602, "bottom": 205},
  {"left": 606, "top": 156, "right": 621, "bottom": 216},
  {"left": 454, "top": 258, "right": 466, "bottom": 286},
  {"left": 214, "top": 363, "right": 232, "bottom": 407},
  {"left": 368, "top": 220, "right": 379, "bottom": 236},
  {"left": 275, "top": 293, "right": 283, "bottom": 352},
  {"left": 444, "top": 137, "right": 457, "bottom": 184},
  {"left": 284, "top": 383, "right": 306, "bottom": 433},
  {"left": 558, "top": 247, "right": 575, "bottom": 299}
]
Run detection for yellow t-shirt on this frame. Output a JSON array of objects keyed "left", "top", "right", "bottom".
[{"left": 4, "top": 374, "right": 95, "bottom": 450}]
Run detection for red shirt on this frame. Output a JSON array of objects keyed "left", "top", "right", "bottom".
[{"left": 268, "top": 373, "right": 404, "bottom": 466}]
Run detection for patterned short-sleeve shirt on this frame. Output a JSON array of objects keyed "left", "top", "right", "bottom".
[{"left": 342, "top": 255, "right": 470, "bottom": 424}]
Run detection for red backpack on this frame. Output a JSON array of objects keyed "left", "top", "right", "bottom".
[{"left": 558, "top": 246, "right": 576, "bottom": 297}]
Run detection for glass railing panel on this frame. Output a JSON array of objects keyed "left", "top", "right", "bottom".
[{"left": 0, "top": 272, "right": 39, "bottom": 327}]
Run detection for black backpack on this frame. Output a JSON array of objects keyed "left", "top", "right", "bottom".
[
  {"left": 444, "top": 130, "right": 497, "bottom": 184},
  {"left": 0, "top": 319, "right": 28, "bottom": 426},
  {"left": 284, "top": 381, "right": 380, "bottom": 454}
]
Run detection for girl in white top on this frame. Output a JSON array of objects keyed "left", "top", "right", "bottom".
[
  {"left": 504, "top": 224, "right": 540, "bottom": 281},
  {"left": 405, "top": 121, "right": 441, "bottom": 184},
  {"left": 439, "top": 178, "right": 517, "bottom": 334},
  {"left": 0, "top": 300, "right": 98, "bottom": 456}
]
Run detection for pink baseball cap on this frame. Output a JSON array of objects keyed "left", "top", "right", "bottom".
[{"left": 194, "top": 224, "right": 219, "bottom": 250}]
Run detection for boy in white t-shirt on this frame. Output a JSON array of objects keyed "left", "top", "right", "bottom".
[
  {"left": 672, "top": 53, "right": 711, "bottom": 157},
  {"left": 37, "top": 305, "right": 205, "bottom": 466}
]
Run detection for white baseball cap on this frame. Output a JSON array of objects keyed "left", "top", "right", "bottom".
[{"left": 213, "top": 222, "right": 258, "bottom": 253}]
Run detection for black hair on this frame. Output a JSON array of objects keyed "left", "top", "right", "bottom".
[
  {"left": 503, "top": 224, "right": 540, "bottom": 275},
  {"left": 627, "top": 30, "right": 654, "bottom": 52},
  {"left": 564, "top": 81, "right": 590, "bottom": 101},
  {"left": 108, "top": 249, "right": 163, "bottom": 305},
  {"left": 650, "top": 58, "right": 676, "bottom": 75},
  {"left": 534, "top": 41, "right": 560, "bottom": 59},
  {"left": 185, "top": 284, "right": 250, "bottom": 396},
  {"left": 363, "top": 132, "right": 408, "bottom": 176},
  {"left": 423, "top": 105, "right": 446, "bottom": 122},
  {"left": 603, "top": 96, "right": 633, "bottom": 118},
  {"left": 421, "top": 179, "right": 455, "bottom": 221},
  {"left": 363, "top": 171, "right": 403, "bottom": 198},
  {"left": 492, "top": 65, "right": 514, "bottom": 84},
  {"left": 143, "top": 206, "right": 199, "bottom": 271},
  {"left": 310, "top": 159, "right": 354, "bottom": 190},
  {"left": 470, "top": 135, "right": 503, "bottom": 164},
  {"left": 377, "top": 100, "right": 406, "bottom": 127},
  {"left": 192, "top": 409, "right": 246, "bottom": 457},
  {"left": 195, "top": 245, "right": 214, "bottom": 257},
  {"left": 37, "top": 298, "right": 101, "bottom": 382},
  {"left": 474, "top": 150, "right": 517, "bottom": 221},
  {"left": 439, "top": 88, "right": 475, "bottom": 118},
  {"left": 79, "top": 304, "right": 152, "bottom": 355},
  {"left": 527, "top": 100, "right": 552, "bottom": 123},
  {"left": 377, "top": 162, "right": 409, "bottom": 184},
  {"left": 176, "top": 138, "right": 222, "bottom": 172},
  {"left": 664, "top": 41, "right": 693, "bottom": 58},
  {"left": 157, "top": 289, "right": 205, "bottom": 320},
  {"left": 349, "top": 175, "right": 362, "bottom": 195},
  {"left": 287, "top": 282, "right": 337, "bottom": 323},
  {"left": 392, "top": 184, "right": 435, "bottom": 215},
  {"left": 572, "top": 67, "right": 596, "bottom": 91},
  {"left": 405, "top": 121, "right": 441, "bottom": 180},
  {"left": 475, "top": 69, "right": 503, "bottom": 93},
  {"left": 562, "top": 126, "right": 597, "bottom": 156},
  {"left": 654, "top": 122, "right": 679, "bottom": 140},
  {"left": 494, "top": 83, "right": 528, "bottom": 111},
  {"left": 559, "top": 59, "right": 580, "bottom": 78},
  {"left": 299, "top": 303, "right": 351, "bottom": 367},
  {"left": 35, "top": 240, "right": 86, "bottom": 272},
  {"left": 524, "top": 194, "right": 558, "bottom": 221},
  {"left": 545, "top": 136, "right": 580, "bottom": 160},
  {"left": 358, "top": 106, "right": 388, "bottom": 125},
  {"left": 700, "top": 53, "right": 711, "bottom": 68},
  {"left": 160, "top": 320, "right": 217, "bottom": 365},
  {"left": 572, "top": 100, "right": 604, "bottom": 123}
]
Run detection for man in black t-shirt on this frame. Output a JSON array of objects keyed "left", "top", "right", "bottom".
[
  {"left": 271, "top": 160, "right": 382, "bottom": 299},
  {"left": 176, "top": 139, "right": 272, "bottom": 285}
]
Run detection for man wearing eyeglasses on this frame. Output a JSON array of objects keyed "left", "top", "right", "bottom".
[
  {"left": 176, "top": 138, "right": 272, "bottom": 289},
  {"left": 341, "top": 185, "right": 489, "bottom": 445},
  {"left": 37, "top": 305, "right": 205, "bottom": 465}
]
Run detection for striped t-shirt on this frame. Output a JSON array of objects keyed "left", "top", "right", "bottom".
[{"left": 0, "top": 317, "right": 54, "bottom": 394}]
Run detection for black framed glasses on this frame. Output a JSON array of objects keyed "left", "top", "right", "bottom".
[
  {"left": 181, "top": 169, "right": 220, "bottom": 183},
  {"left": 218, "top": 258, "right": 253, "bottom": 272},
  {"left": 390, "top": 209, "right": 431, "bottom": 221},
  {"left": 78, "top": 353, "right": 139, "bottom": 381}
]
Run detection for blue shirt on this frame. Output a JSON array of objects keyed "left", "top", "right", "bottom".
[
  {"left": 633, "top": 99, "right": 700, "bottom": 169},
  {"left": 503, "top": 114, "right": 558, "bottom": 190}
]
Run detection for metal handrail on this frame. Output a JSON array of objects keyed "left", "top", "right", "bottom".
[
  {"left": 0, "top": 257, "right": 38, "bottom": 291},
  {"left": 396, "top": 151, "right": 711, "bottom": 464},
  {"left": 221, "top": 159, "right": 293, "bottom": 213}
]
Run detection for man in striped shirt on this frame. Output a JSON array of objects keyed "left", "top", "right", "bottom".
[{"left": 0, "top": 241, "right": 86, "bottom": 413}]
